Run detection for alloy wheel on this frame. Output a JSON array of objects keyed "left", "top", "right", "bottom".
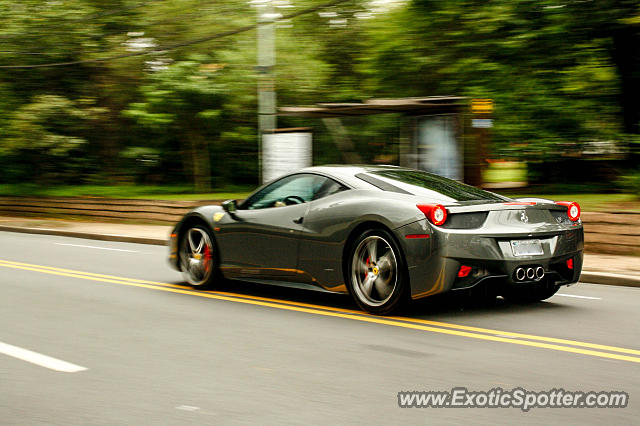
[
  {"left": 180, "top": 227, "right": 215, "bottom": 287},
  {"left": 351, "top": 235, "right": 398, "bottom": 307}
]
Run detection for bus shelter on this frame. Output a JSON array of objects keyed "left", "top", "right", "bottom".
[{"left": 279, "top": 96, "right": 483, "bottom": 186}]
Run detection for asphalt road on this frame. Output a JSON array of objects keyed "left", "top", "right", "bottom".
[{"left": 1, "top": 231, "right": 638, "bottom": 425}]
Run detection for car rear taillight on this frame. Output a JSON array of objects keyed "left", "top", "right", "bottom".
[
  {"left": 417, "top": 204, "right": 448, "bottom": 226},
  {"left": 556, "top": 201, "right": 581, "bottom": 222},
  {"left": 458, "top": 265, "right": 472, "bottom": 277}
]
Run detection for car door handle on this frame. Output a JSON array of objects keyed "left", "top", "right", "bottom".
[{"left": 293, "top": 217, "right": 303, "bottom": 224}]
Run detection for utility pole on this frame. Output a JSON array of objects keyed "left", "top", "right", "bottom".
[{"left": 256, "top": 0, "right": 277, "bottom": 184}]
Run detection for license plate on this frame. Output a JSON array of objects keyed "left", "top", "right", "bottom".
[{"left": 510, "top": 239, "right": 543, "bottom": 256}]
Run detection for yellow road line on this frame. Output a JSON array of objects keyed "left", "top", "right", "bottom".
[
  {"left": 1, "top": 259, "right": 639, "bottom": 364},
  {"left": 0, "top": 259, "right": 369, "bottom": 312},
  {"left": 387, "top": 316, "right": 640, "bottom": 357},
  {"left": 0, "top": 259, "right": 177, "bottom": 287},
  {"left": 2, "top": 259, "right": 637, "bottom": 357}
]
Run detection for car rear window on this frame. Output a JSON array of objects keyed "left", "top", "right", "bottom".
[{"left": 365, "top": 169, "right": 508, "bottom": 202}]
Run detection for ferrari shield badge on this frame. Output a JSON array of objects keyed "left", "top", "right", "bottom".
[{"left": 213, "top": 212, "right": 225, "bottom": 222}]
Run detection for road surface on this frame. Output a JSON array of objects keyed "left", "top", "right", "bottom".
[{"left": 1, "top": 231, "right": 638, "bottom": 424}]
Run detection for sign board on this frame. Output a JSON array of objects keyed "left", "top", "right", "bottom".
[
  {"left": 262, "top": 132, "right": 312, "bottom": 183},
  {"left": 471, "top": 99, "right": 493, "bottom": 114},
  {"left": 472, "top": 118, "right": 493, "bottom": 128}
]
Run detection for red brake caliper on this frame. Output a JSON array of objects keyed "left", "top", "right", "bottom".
[
  {"left": 364, "top": 256, "right": 370, "bottom": 280},
  {"left": 204, "top": 244, "right": 212, "bottom": 272}
]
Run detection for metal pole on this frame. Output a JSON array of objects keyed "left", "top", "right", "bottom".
[{"left": 256, "top": 0, "right": 277, "bottom": 184}]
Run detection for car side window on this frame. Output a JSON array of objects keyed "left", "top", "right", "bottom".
[
  {"left": 312, "top": 178, "right": 346, "bottom": 200},
  {"left": 242, "top": 174, "right": 346, "bottom": 210}
]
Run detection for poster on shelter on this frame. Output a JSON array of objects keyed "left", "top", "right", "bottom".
[
  {"left": 417, "top": 115, "right": 462, "bottom": 181},
  {"left": 262, "top": 132, "right": 312, "bottom": 183}
]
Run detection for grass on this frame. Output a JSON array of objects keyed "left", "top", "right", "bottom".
[
  {"left": 0, "top": 184, "right": 252, "bottom": 201},
  {"left": 483, "top": 161, "right": 527, "bottom": 184},
  {"left": 483, "top": 161, "right": 639, "bottom": 211},
  {"left": 0, "top": 182, "right": 637, "bottom": 213}
]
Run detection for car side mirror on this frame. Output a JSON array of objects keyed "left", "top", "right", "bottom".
[{"left": 221, "top": 199, "right": 237, "bottom": 213}]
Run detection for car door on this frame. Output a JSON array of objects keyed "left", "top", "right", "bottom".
[{"left": 217, "top": 173, "right": 327, "bottom": 280}]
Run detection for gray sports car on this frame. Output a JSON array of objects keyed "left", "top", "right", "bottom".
[{"left": 168, "top": 165, "right": 583, "bottom": 314}]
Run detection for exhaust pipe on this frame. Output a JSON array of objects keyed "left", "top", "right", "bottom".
[
  {"left": 526, "top": 268, "right": 535, "bottom": 280},
  {"left": 515, "top": 265, "right": 544, "bottom": 281}
]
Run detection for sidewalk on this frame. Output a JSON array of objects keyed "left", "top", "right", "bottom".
[
  {"left": 0, "top": 216, "right": 170, "bottom": 246},
  {"left": 1, "top": 216, "right": 638, "bottom": 288}
]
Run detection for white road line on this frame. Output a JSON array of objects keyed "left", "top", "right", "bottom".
[
  {"left": 556, "top": 293, "right": 602, "bottom": 300},
  {"left": 176, "top": 405, "right": 201, "bottom": 412},
  {"left": 55, "top": 243, "right": 138, "bottom": 253},
  {"left": 0, "top": 341, "right": 87, "bottom": 372}
]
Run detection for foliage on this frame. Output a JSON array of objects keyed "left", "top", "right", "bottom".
[
  {"left": 0, "top": 95, "right": 106, "bottom": 184},
  {"left": 0, "top": 0, "right": 638, "bottom": 190},
  {"left": 617, "top": 168, "right": 640, "bottom": 198},
  {"left": 364, "top": 0, "right": 631, "bottom": 160}
]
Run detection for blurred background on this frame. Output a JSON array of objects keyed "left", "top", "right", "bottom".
[{"left": 0, "top": 0, "right": 638, "bottom": 208}]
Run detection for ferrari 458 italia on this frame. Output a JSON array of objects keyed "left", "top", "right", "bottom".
[{"left": 168, "top": 165, "right": 583, "bottom": 314}]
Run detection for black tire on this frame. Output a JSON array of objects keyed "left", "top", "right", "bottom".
[
  {"left": 346, "top": 228, "right": 409, "bottom": 315},
  {"left": 179, "top": 224, "right": 220, "bottom": 289},
  {"left": 502, "top": 281, "right": 559, "bottom": 303}
]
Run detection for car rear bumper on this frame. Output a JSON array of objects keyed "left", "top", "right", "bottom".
[{"left": 395, "top": 219, "right": 584, "bottom": 299}]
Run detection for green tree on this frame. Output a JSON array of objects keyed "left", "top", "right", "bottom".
[
  {"left": 124, "top": 56, "right": 228, "bottom": 192},
  {"left": 1, "top": 0, "right": 637, "bottom": 189},
  {"left": 1, "top": 95, "right": 106, "bottom": 184},
  {"left": 363, "top": 0, "right": 630, "bottom": 159},
  {"left": 0, "top": 0, "right": 150, "bottom": 181}
]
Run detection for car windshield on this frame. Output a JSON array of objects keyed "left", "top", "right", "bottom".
[{"left": 367, "top": 169, "right": 508, "bottom": 202}]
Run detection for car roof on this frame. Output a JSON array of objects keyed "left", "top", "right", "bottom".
[
  {"left": 302, "top": 164, "right": 405, "bottom": 173},
  {"left": 297, "top": 164, "right": 408, "bottom": 188}
]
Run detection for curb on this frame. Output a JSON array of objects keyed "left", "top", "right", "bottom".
[
  {"left": 0, "top": 225, "right": 166, "bottom": 246},
  {"left": 579, "top": 271, "right": 640, "bottom": 288},
  {"left": 1, "top": 225, "right": 638, "bottom": 288}
]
